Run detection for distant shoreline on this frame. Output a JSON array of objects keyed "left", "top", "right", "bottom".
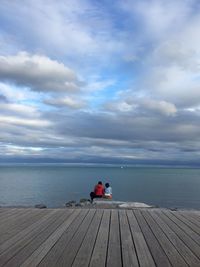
[{"left": 0, "top": 163, "right": 200, "bottom": 168}]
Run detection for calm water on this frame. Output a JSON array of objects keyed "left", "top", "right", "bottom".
[{"left": 0, "top": 165, "right": 200, "bottom": 209}]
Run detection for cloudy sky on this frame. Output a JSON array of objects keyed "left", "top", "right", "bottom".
[{"left": 0, "top": 0, "right": 200, "bottom": 165}]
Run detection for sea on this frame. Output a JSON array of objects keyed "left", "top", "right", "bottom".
[{"left": 0, "top": 164, "right": 200, "bottom": 210}]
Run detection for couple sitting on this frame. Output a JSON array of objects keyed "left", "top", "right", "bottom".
[{"left": 90, "top": 181, "right": 112, "bottom": 202}]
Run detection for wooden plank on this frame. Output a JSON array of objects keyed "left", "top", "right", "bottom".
[
  {"left": 0, "top": 209, "right": 13, "bottom": 215},
  {"left": 0, "top": 210, "right": 48, "bottom": 245},
  {"left": 56, "top": 209, "right": 96, "bottom": 267},
  {"left": 0, "top": 209, "right": 37, "bottom": 230},
  {"left": 161, "top": 211, "right": 200, "bottom": 259},
  {"left": 119, "top": 210, "right": 139, "bottom": 267},
  {"left": 127, "top": 210, "right": 155, "bottom": 267},
  {"left": 142, "top": 210, "right": 187, "bottom": 267},
  {"left": 0, "top": 211, "right": 30, "bottom": 242},
  {"left": 0, "top": 209, "right": 34, "bottom": 242},
  {"left": 20, "top": 209, "right": 81, "bottom": 267},
  {"left": 167, "top": 211, "right": 200, "bottom": 246},
  {"left": 0, "top": 209, "right": 20, "bottom": 224},
  {"left": 0, "top": 209, "right": 31, "bottom": 235},
  {"left": 180, "top": 211, "right": 200, "bottom": 224},
  {"left": 153, "top": 210, "right": 200, "bottom": 266},
  {"left": 72, "top": 209, "right": 103, "bottom": 267},
  {"left": 38, "top": 209, "right": 89, "bottom": 267},
  {"left": 89, "top": 210, "right": 110, "bottom": 267},
  {"left": 0, "top": 209, "right": 7, "bottom": 213},
  {"left": 133, "top": 210, "right": 170, "bottom": 267},
  {"left": 176, "top": 212, "right": 200, "bottom": 231},
  {"left": 0, "top": 209, "right": 17, "bottom": 219},
  {"left": 1, "top": 209, "right": 74, "bottom": 267},
  {"left": 0, "top": 209, "right": 57, "bottom": 256},
  {"left": 106, "top": 210, "right": 122, "bottom": 267},
  {"left": 0, "top": 209, "right": 42, "bottom": 234},
  {"left": 1, "top": 208, "right": 200, "bottom": 267}
]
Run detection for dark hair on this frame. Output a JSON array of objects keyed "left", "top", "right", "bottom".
[
  {"left": 105, "top": 183, "right": 109, "bottom": 188},
  {"left": 98, "top": 181, "right": 102, "bottom": 185}
]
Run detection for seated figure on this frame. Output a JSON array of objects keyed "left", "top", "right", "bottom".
[
  {"left": 104, "top": 182, "right": 112, "bottom": 199},
  {"left": 90, "top": 181, "right": 104, "bottom": 202}
]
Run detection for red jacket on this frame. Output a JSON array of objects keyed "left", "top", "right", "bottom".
[{"left": 94, "top": 184, "right": 104, "bottom": 196}]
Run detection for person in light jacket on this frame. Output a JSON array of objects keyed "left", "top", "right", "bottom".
[{"left": 104, "top": 182, "right": 112, "bottom": 199}]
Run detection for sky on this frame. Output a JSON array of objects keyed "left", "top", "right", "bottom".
[{"left": 0, "top": 0, "right": 200, "bottom": 166}]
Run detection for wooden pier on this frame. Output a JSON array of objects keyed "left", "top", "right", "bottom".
[{"left": 0, "top": 208, "right": 200, "bottom": 266}]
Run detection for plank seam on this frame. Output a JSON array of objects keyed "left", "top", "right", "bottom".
[
  {"left": 61, "top": 210, "right": 96, "bottom": 267},
  {"left": 169, "top": 212, "right": 200, "bottom": 240},
  {"left": 88, "top": 209, "right": 105, "bottom": 267},
  {"left": 46, "top": 209, "right": 90, "bottom": 267},
  {"left": 20, "top": 209, "right": 79, "bottom": 267},
  {"left": 118, "top": 210, "right": 124, "bottom": 267},
  {"left": 0, "top": 210, "right": 58, "bottom": 255},
  {"left": 105, "top": 208, "right": 111, "bottom": 267},
  {"left": 159, "top": 210, "right": 200, "bottom": 265},
  {"left": 147, "top": 210, "right": 188, "bottom": 267},
  {"left": 173, "top": 212, "right": 200, "bottom": 232},
  {"left": 53, "top": 209, "right": 90, "bottom": 266},
  {"left": 125, "top": 210, "right": 140, "bottom": 267},
  {"left": 180, "top": 212, "right": 200, "bottom": 224},
  {"left": 133, "top": 210, "right": 158, "bottom": 267},
  {"left": 70, "top": 210, "right": 97, "bottom": 266},
  {"left": 163, "top": 211, "right": 200, "bottom": 260},
  {"left": 0, "top": 210, "right": 64, "bottom": 266}
]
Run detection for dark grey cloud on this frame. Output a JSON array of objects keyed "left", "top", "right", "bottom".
[
  {"left": 1, "top": 98, "right": 200, "bottom": 166},
  {"left": 48, "top": 110, "right": 200, "bottom": 143}
]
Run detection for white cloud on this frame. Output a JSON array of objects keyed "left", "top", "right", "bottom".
[
  {"left": 139, "top": 99, "right": 177, "bottom": 116},
  {"left": 153, "top": 41, "right": 199, "bottom": 71},
  {"left": 2, "top": 144, "right": 44, "bottom": 156},
  {"left": 146, "top": 65, "right": 200, "bottom": 108},
  {"left": 0, "top": 116, "right": 51, "bottom": 128},
  {"left": 0, "top": 0, "right": 125, "bottom": 66},
  {"left": 119, "top": 0, "right": 200, "bottom": 111},
  {"left": 85, "top": 77, "right": 116, "bottom": 92},
  {"left": 1, "top": 0, "right": 200, "bottom": 165},
  {"left": 140, "top": 1, "right": 190, "bottom": 37},
  {"left": 105, "top": 101, "right": 133, "bottom": 112},
  {"left": 121, "top": 0, "right": 192, "bottom": 40},
  {"left": 105, "top": 95, "right": 177, "bottom": 116},
  {"left": 0, "top": 103, "right": 40, "bottom": 117},
  {"left": 178, "top": 15, "right": 200, "bottom": 52},
  {"left": 44, "top": 96, "right": 86, "bottom": 109},
  {"left": 0, "top": 52, "right": 80, "bottom": 92}
]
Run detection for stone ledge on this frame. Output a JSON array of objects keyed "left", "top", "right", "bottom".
[{"left": 93, "top": 199, "right": 154, "bottom": 208}]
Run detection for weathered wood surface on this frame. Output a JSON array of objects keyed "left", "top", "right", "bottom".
[{"left": 0, "top": 208, "right": 200, "bottom": 266}]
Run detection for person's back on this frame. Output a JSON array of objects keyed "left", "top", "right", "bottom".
[
  {"left": 104, "top": 182, "right": 112, "bottom": 199},
  {"left": 94, "top": 183, "right": 104, "bottom": 196},
  {"left": 90, "top": 181, "right": 104, "bottom": 202}
]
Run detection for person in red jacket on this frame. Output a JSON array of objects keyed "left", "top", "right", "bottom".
[{"left": 90, "top": 181, "right": 104, "bottom": 202}]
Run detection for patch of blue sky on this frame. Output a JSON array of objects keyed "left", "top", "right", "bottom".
[
  {"left": 0, "top": 82, "right": 50, "bottom": 111},
  {"left": 20, "top": 98, "right": 51, "bottom": 112},
  {"left": 97, "top": 63, "right": 141, "bottom": 99},
  {"left": 90, "top": 0, "right": 140, "bottom": 30},
  {"left": 19, "top": 93, "right": 56, "bottom": 112},
  {"left": 191, "top": 73, "right": 200, "bottom": 81},
  {"left": 0, "top": 4, "right": 47, "bottom": 55},
  {"left": 87, "top": 76, "right": 130, "bottom": 110}
]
